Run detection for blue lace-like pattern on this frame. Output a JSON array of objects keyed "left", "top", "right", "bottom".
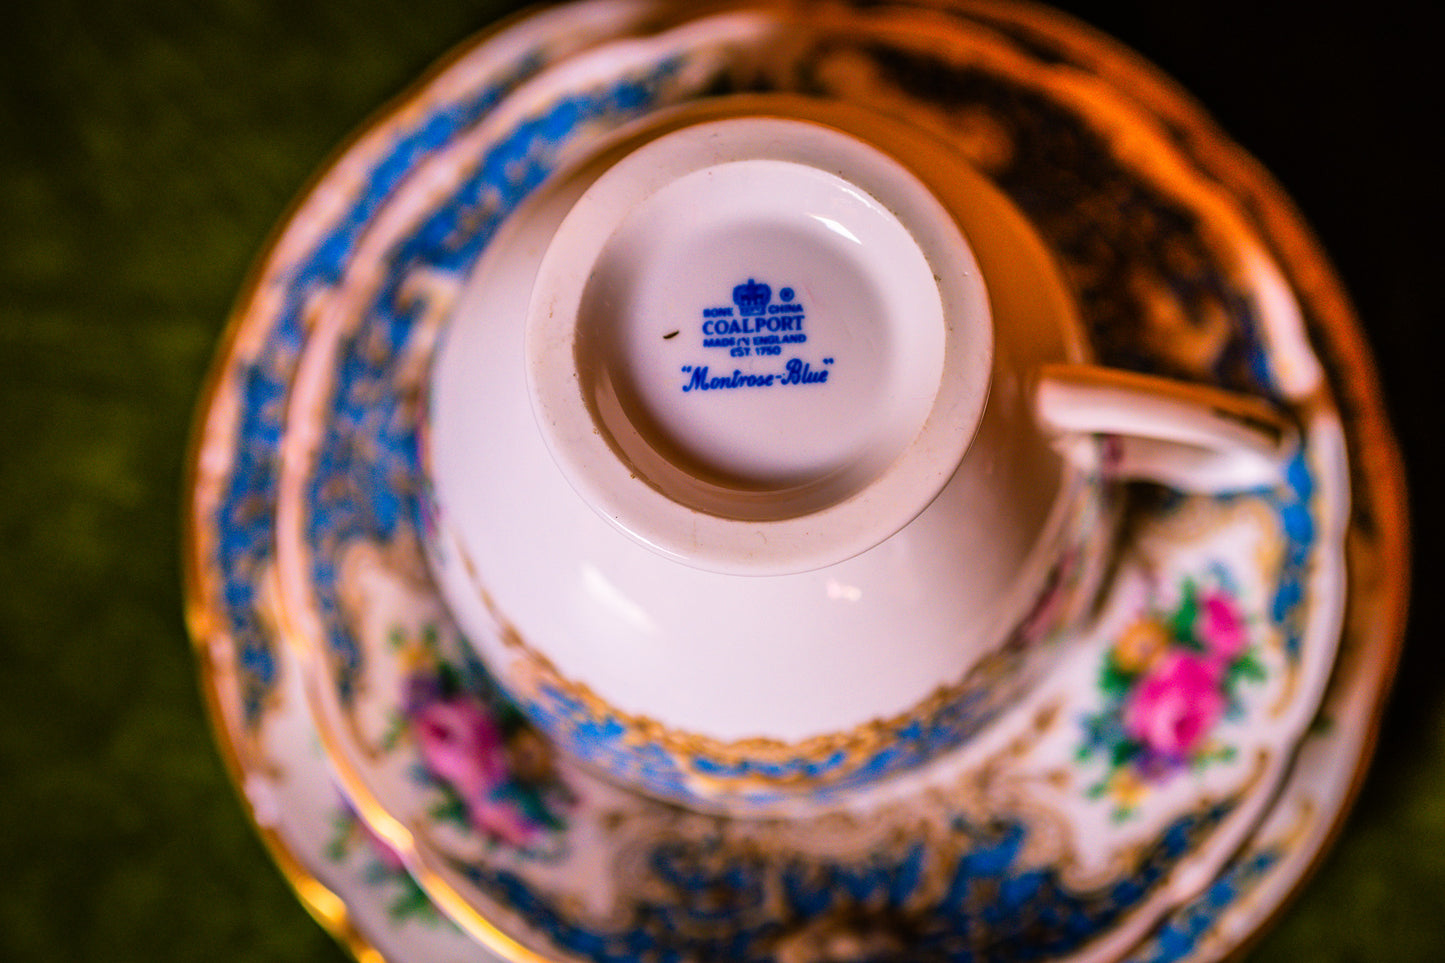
[{"left": 214, "top": 46, "right": 548, "bottom": 727}]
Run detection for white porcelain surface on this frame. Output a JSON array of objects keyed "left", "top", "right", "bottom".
[
  {"left": 1034, "top": 364, "right": 1296, "bottom": 492},
  {"left": 522, "top": 116, "right": 992, "bottom": 573}
]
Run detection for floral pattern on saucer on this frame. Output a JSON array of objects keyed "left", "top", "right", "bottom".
[
  {"left": 287, "top": 481, "right": 1314, "bottom": 962},
  {"left": 393, "top": 624, "right": 577, "bottom": 854},
  {"left": 1080, "top": 573, "right": 1267, "bottom": 821}
]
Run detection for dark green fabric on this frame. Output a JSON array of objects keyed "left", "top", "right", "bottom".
[{"left": 1, "top": 1, "right": 1437, "bottom": 961}]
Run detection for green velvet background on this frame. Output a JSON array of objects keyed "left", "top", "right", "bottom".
[{"left": 1, "top": 1, "right": 1439, "bottom": 960}]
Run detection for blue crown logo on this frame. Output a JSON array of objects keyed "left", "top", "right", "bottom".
[{"left": 732, "top": 278, "right": 771, "bottom": 316}]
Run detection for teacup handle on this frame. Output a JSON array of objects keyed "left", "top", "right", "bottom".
[{"left": 1033, "top": 363, "right": 1296, "bottom": 493}]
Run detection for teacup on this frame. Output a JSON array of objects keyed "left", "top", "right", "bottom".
[{"left": 422, "top": 96, "right": 1294, "bottom": 812}]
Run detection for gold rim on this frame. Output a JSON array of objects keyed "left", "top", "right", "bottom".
[
  {"left": 183, "top": 2, "right": 1410, "bottom": 962},
  {"left": 181, "top": 2, "right": 601, "bottom": 960}
]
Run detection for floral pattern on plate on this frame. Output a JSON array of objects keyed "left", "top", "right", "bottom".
[{"left": 395, "top": 625, "right": 577, "bottom": 854}]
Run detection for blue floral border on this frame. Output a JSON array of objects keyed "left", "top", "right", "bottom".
[{"left": 213, "top": 46, "right": 548, "bottom": 728}]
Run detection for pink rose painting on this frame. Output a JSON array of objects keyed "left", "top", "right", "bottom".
[
  {"left": 1198, "top": 588, "right": 1249, "bottom": 662},
  {"left": 397, "top": 627, "right": 575, "bottom": 852},
  {"left": 326, "top": 626, "right": 576, "bottom": 924},
  {"left": 1123, "top": 652, "right": 1226, "bottom": 760},
  {"left": 1079, "top": 577, "right": 1265, "bottom": 820},
  {"left": 413, "top": 697, "right": 543, "bottom": 846}
]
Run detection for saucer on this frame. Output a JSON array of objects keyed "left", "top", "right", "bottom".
[
  {"left": 278, "top": 1, "right": 1347, "bottom": 959},
  {"left": 184, "top": 1, "right": 1407, "bottom": 962}
]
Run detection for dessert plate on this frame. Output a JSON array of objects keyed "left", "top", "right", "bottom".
[{"left": 184, "top": 2, "right": 1407, "bottom": 962}]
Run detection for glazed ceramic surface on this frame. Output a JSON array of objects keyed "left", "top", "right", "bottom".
[
  {"left": 419, "top": 83, "right": 1298, "bottom": 808},
  {"left": 518, "top": 112, "right": 996, "bottom": 571},
  {"left": 185, "top": 1, "right": 1408, "bottom": 962}
]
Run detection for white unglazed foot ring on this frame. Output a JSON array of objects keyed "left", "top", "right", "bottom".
[{"left": 526, "top": 117, "right": 993, "bottom": 575}]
